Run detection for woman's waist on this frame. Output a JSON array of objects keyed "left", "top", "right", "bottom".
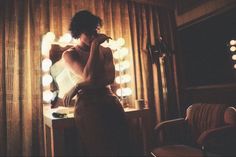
[{"left": 77, "top": 86, "right": 114, "bottom": 96}]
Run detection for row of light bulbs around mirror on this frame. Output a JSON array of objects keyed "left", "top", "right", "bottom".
[
  {"left": 41, "top": 32, "right": 132, "bottom": 103},
  {"left": 229, "top": 39, "right": 236, "bottom": 69}
]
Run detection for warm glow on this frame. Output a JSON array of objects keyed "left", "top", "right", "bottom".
[
  {"left": 116, "top": 88, "right": 132, "bottom": 97},
  {"left": 117, "top": 38, "right": 125, "bottom": 47},
  {"left": 113, "top": 47, "right": 129, "bottom": 59},
  {"left": 41, "top": 41, "right": 52, "bottom": 56},
  {"left": 115, "top": 61, "right": 130, "bottom": 71},
  {"left": 230, "top": 40, "right": 236, "bottom": 45},
  {"left": 59, "top": 33, "right": 72, "bottom": 43},
  {"left": 43, "top": 90, "right": 54, "bottom": 102},
  {"left": 42, "top": 74, "right": 53, "bottom": 86},
  {"left": 230, "top": 46, "right": 236, "bottom": 52},
  {"left": 109, "top": 40, "right": 120, "bottom": 50},
  {"left": 45, "top": 32, "right": 56, "bottom": 42},
  {"left": 234, "top": 64, "right": 236, "bottom": 69},
  {"left": 115, "top": 74, "right": 131, "bottom": 84},
  {"left": 42, "top": 58, "right": 52, "bottom": 72},
  {"left": 232, "top": 55, "right": 236, "bottom": 60}
]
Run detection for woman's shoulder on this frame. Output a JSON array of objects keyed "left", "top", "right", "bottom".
[
  {"left": 62, "top": 46, "right": 79, "bottom": 61},
  {"left": 62, "top": 46, "right": 77, "bottom": 55}
]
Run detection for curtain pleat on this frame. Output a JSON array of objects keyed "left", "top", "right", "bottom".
[
  {"left": 0, "top": 0, "right": 6, "bottom": 155},
  {"left": 127, "top": 2, "right": 180, "bottom": 123},
  {"left": 1, "top": 0, "right": 45, "bottom": 156},
  {"left": 0, "top": 0, "right": 179, "bottom": 156}
]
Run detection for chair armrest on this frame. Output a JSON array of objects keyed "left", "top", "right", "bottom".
[
  {"left": 154, "top": 118, "right": 185, "bottom": 131},
  {"left": 154, "top": 118, "right": 187, "bottom": 145},
  {"left": 197, "top": 125, "right": 236, "bottom": 155}
]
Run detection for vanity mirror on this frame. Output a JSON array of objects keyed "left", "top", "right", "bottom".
[{"left": 41, "top": 32, "right": 133, "bottom": 108}]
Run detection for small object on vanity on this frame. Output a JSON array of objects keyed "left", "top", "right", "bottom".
[
  {"left": 135, "top": 99, "right": 145, "bottom": 110},
  {"left": 52, "top": 112, "right": 67, "bottom": 118}
]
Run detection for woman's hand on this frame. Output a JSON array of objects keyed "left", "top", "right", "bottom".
[
  {"left": 92, "top": 33, "right": 111, "bottom": 46},
  {"left": 63, "top": 84, "right": 79, "bottom": 107}
]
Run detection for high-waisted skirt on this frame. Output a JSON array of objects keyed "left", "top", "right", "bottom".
[{"left": 74, "top": 87, "right": 131, "bottom": 156}]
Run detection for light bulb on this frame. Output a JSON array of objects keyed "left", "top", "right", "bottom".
[
  {"left": 110, "top": 40, "right": 120, "bottom": 50},
  {"left": 230, "top": 46, "right": 236, "bottom": 52},
  {"left": 232, "top": 55, "right": 236, "bottom": 60},
  {"left": 115, "top": 61, "right": 130, "bottom": 71},
  {"left": 113, "top": 47, "right": 129, "bottom": 60},
  {"left": 115, "top": 74, "right": 131, "bottom": 84},
  {"left": 116, "top": 88, "right": 132, "bottom": 97},
  {"left": 42, "top": 74, "right": 53, "bottom": 86},
  {"left": 117, "top": 38, "right": 125, "bottom": 47},
  {"left": 42, "top": 58, "right": 52, "bottom": 72},
  {"left": 59, "top": 33, "right": 72, "bottom": 43},
  {"left": 41, "top": 41, "right": 51, "bottom": 56},
  {"left": 45, "top": 32, "right": 55, "bottom": 42},
  {"left": 230, "top": 40, "right": 236, "bottom": 45},
  {"left": 43, "top": 90, "right": 53, "bottom": 102}
]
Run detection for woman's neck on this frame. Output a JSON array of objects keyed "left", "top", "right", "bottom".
[{"left": 78, "top": 40, "right": 90, "bottom": 51}]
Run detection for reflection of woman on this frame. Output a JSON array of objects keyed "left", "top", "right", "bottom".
[
  {"left": 49, "top": 44, "right": 79, "bottom": 108},
  {"left": 62, "top": 10, "right": 131, "bottom": 156},
  {"left": 50, "top": 59, "right": 82, "bottom": 97}
]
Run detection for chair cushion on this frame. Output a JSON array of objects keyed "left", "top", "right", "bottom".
[{"left": 151, "top": 145, "right": 203, "bottom": 157}]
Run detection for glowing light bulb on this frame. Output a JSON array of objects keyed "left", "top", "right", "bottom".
[
  {"left": 109, "top": 40, "right": 120, "bottom": 50},
  {"left": 116, "top": 88, "right": 132, "bottom": 97},
  {"left": 230, "top": 46, "right": 236, "bottom": 52},
  {"left": 113, "top": 47, "right": 129, "bottom": 60},
  {"left": 45, "top": 32, "right": 55, "bottom": 42},
  {"left": 43, "top": 90, "right": 53, "bottom": 102},
  {"left": 232, "top": 55, "right": 236, "bottom": 60},
  {"left": 42, "top": 74, "right": 53, "bottom": 86},
  {"left": 230, "top": 40, "right": 236, "bottom": 45},
  {"left": 42, "top": 58, "right": 52, "bottom": 72},
  {"left": 115, "top": 74, "right": 131, "bottom": 84},
  {"left": 117, "top": 38, "right": 125, "bottom": 47},
  {"left": 115, "top": 61, "right": 130, "bottom": 71},
  {"left": 41, "top": 41, "right": 51, "bottom": 56},
  {"left": 59, "top": 33, "right": 72, "bottom": 43},
  {"left": 234, "top": 64, "right": 236, "bottom": 69}
]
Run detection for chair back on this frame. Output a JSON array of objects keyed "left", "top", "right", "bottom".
[{"left": 185, "top": 103, "right": 229, "bottom": 145}]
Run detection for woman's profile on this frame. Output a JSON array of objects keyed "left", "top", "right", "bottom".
[{"left": 62, "top": 10, "right": 132, "bottom": 156}]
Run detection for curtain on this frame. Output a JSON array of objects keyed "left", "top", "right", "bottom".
[
  {"left": 0, "top": 0, "right": 179, "bottom": 156},
  {"left": 0, "top": 0, "right": 48, "bottom": 156},
  {"left": 127, "top": 2, "right": 180, "bottom": 123}
]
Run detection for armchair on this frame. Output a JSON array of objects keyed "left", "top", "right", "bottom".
[{"left": 151, "top": 103, "right": 236, "bottom": 157}]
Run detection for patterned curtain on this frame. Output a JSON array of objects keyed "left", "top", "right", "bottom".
[{"left": 0, "top": 0, "right": 179, "bottom": 156}]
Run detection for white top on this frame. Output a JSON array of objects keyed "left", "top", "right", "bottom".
[{"left": 50, "top": 59, "right": 82, "bottom": 98}]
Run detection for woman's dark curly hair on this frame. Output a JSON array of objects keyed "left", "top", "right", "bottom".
[{"left": 69, "top": 10, "right": 102, "bottom": 39}]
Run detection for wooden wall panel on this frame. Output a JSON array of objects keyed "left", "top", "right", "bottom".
[{"left": 175, "top": 0, "right": 236, "bottom": 27}]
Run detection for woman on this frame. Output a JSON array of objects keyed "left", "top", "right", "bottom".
[{"left": 62, "top": 10, "right": 131, "bottom": 156}]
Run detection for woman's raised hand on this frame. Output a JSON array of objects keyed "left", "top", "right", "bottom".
[{"left": 92, "top": 33, "right": 111, "bottom": 46}]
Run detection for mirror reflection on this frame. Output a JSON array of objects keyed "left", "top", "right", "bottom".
[{"left": 41, "top": 33, "right": 133, "bottom": 108}]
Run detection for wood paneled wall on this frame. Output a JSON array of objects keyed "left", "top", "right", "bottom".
[{"left": 175, "top": 0, "right": 236, "bottom": 27}]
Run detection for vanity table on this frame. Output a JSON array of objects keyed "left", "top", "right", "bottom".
[{"left": 43, "top": 106, "right": 151, "bottom": 156}]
